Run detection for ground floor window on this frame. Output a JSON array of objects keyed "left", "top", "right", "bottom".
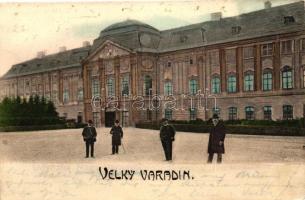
[
  {"left": 164, "top": 109, "right": 173, "bottom": 120},
  {"left": 189, "top": 108, "right": 197, "bottom": 121},
  {"left": 93, "top": 112, "right": 99, "bottom": 127},
  {"left": 245, "top": 106, "right": 255, "bottom": 120},
  {"left": 228, "top": 107, "right": 237, "bottom": 120},
  {"left": 263, "top": 106, "right": 272, "bottom": 120},
  {"left": 283, "top": 105, "right": 293, "bottom": 120},
  {"left": 122, "top": 111, "right": 129, "bottom": 127}
]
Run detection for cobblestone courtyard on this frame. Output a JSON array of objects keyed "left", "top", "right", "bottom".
[{"left": 1, "top": 128, "right": 304, "bottom": 164}]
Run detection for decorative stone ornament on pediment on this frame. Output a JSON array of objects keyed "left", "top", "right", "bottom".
[
  {"left": 104, "top": 60, "right": 114, "bottom": 75},
  {"left": 120, "top": 58, "right": 130, "bottom": 73},
  {"left": 91, "top": 41, "right": 130, "bottom": 61},
  {"left": 142, "top": 58, "right": 154, "bottom": 71}
]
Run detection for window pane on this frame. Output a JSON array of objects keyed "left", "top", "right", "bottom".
[
  {"left": 121, "top": 76, "right": 129, "bottom": 96},
  {"left": 164, "top": 82, "right": 173, "bottom": 96},
  {"left": 263, "top": 106, "right": 272, "bottom": 120},
  {"left": 244, "top": 74, "right": 254, "bottom": 91},
  {"left": 245, "top": 106, "right": 255, "bottom": 120},
  {"left": 189, "top": 79, "right": 198, "bottom": 95},
  {"left": 144, "top": 75, "right": 152, "bottom": 96},
  {"left": 282, "top": 70, "right": 293, "bottom": 89},
  {"left": 107, "top": 78, "right": 114, "bottom": 97},
  {"left": 263, "top": 72, "right": 272, "bottom": 91},
  {"left": 212, "top": 77, "right": 220, "bottom": 94},
  {"left": 228, "top": 107, "right": 237, "bottom": 120},
  {"left": 227, "top": 75, "right": 236, "bottom": 93},
  {"left": 283, "top": 105, "right": 293, "bottom": 120}
]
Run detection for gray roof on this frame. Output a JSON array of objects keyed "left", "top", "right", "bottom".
[
  {"left": 2, "top": 46, "right": 90, "bottom": 79},
  {"left": 2, "top": 1, "right": 305, "bottom": 79}
]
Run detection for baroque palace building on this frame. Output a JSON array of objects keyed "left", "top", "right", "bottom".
[{"left": 1, "top": 1, "right": 305, "bottom": 127}]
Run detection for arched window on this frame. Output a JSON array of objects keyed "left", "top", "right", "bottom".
[
  {"left": 164, "top": 81, "right": 173, "bottom": 96},
  {"left": 245, "top": 106, "right": 255, "bottom": 120},
  {"left": 227, "top": 75, "right": 237, "bottom": 93},
  {"left": 244, "top": 72, "right": 254, "bottom": 91},
  {"left": 144, "top": 75, "right": 152, "bottom": 96},
  {"left": 262, "top": 70, "right": 273, "bottom": 91},
  {"left": 282, "top": 66, "right": 293, "bottom": 89},
  {"left": 211, "top": 76, "right": 220, "bottom": 94},
  {"left": 189, "top": 79, "right": 198, "bottom": 95}
]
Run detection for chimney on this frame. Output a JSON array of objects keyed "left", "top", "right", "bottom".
[
  {"left": 82, "top": 41, "right": 90, "bottom": 47},
  {"left": 264, "top": 1, "right": 272, "bottom": 9},
  {"left": 59, "top": 46, "right": 67, "bottom": 52},
  {"left": 211, "top": 12, "right": 222, "bottom": 21},
  {"left": 37, "top": 51, "right": 46, "bottom": 59}
]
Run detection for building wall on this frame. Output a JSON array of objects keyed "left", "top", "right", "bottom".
[{"left": 0, "top": 66, "right": 84, "bottom": 122}]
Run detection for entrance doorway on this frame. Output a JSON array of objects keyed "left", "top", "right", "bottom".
[{"left": 105, "top": 111, "right": 116, "bottom": 127}]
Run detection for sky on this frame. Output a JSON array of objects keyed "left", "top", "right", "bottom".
[{"left": 0, "top": 0, "right": 300, "bottom": 76}]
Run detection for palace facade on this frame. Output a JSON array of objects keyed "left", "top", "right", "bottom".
[{"left": 1, "top": 1, "right": 305, "bottom": 127}]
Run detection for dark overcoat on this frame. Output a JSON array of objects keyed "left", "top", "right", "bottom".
[
  {"left": 208, "top": 121, "right": 226, "bottom": 154},
  {"left": 110, "top": 126, "right": 123, "bottom": 145},
  {"left": 160, "top": 125, "right": 176, "bottom": 142},
  {"left": 82, "top": 126, "right": 97, "bottom": 142}
]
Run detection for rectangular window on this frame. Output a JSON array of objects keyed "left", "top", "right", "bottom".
[
  {"left": 281, "top": 40, "right": 293, "bottom": 54},
  {"left": 63, "top": 89, "right": 69, "bottom": 104},
  {"left": 77, "top": 88, "right": 83, "bottom": 101},
  {"left": 189, "top": 108, "right": 197, "bottom": 121},
  {"left": 189, "top": 79, "right": 198, "bottom": 95},
  {"left": 164, "top": 82, "right": 173, "bottom": 96},
  {"left": 283, "top": 105, "right": 293, "bottom": 120},
  {"left": 244, "top": 74, "right": 254, "bottom": 91},
  {"left": 243, "top": 46, "right": 254, "bottom": 59},
  {"left": 92, "top": 79, "right": 100, "bottom": 97},
  {"left": 122, "top": 111, "right": 129, "bottom": 127},
  {"left": 211, "top": 77, "right": 220, "bottom": 94},
  {"left": 263, "top": 72, "right": 273, "bottom": 91},
  {"left": 228, "top": 107, "right": 237, "bottom": 120},
  {"left": 263, "top": 106, "right": 272, "bottom": 120},
  {"left": 121, "top": 76, "right": 129, "bottom": 96},
  {"left": 164, "top": 109, "right": 173, "bottom": 120},
  {"left": 282, "top": 70, "right": 293, "bottom": 89},
  {"left": 93, "top": 112, "right": 99, "bottom": 127},
  {"left": 107, "top": 78, "right": 115, "bottom": 97},
  {"left": 227, "top": 75, "right": 237, "bottom": 93},
  {"left": 261, "top": 43, "right": 273, "bottom": 56},
  {"left": 245, "top": 106, "right": 255, "bottom": 120}
]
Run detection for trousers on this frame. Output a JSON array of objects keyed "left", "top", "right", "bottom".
[{"left": 161, "top": 140, "right": 173, "bottom": 160}]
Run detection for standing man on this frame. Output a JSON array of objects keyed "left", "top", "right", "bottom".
[
  {"left": 207, "top": 114, "right": 226, "bottom": 163},
  {"left": 110, "top": 120, "right": 123, "bottom": 154},
  {"left": 160, "top": 118, "right": 176, "bottom": 161},
  {"left": 82, "top": 120, "right": 97, "bottom": 158}
]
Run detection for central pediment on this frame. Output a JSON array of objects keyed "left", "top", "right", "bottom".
[{"left": 88, "top": 40, "right": 131, "bottom": 62}]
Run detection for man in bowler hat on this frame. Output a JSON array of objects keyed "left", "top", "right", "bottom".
[
  {"left": 82, "top": 120, "right": 97, "bottom": 158},
  {"left": 207, "top": 114, "right": 226, "bottom": 163},
  {"left": 160, "top": 118, "right": 176, "bottom": 161},
  {"left": 110, "top": 120, "right": 123, "bottom": 154}
]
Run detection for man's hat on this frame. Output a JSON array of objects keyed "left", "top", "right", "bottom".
[
  {"left": 212, "top": 114, "right": 219, "bottom": 119},
  {"left": 88, "top": 119, "right": 93, "bottom": 124},
  {"left": 115, "top": 120, "right": 119, "bottom": 123}
]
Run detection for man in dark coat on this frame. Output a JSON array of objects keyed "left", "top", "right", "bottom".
[
  {"left": 82, "top": 120, "right": 97, "bottom": 158},
  {"left": 207, "top": 114, "right": 226, "bottom": 163},
  {"left": 160, "top": 118, "right": 176, "bottom": 161},
  {"left": 110, "top": 120, "right": 123, "bottom": 154}
]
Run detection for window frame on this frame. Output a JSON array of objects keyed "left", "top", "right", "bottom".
[
  {"left": 227, "top": 74, "right": 237, "bottom": 93},
  {"left": 261, "top": 43, "right": 273, "bottom": 56},
  {"left": 262, "top": 71, "right": 273, "bottom": 91},
  {"left": 189, "top": 79, "right": 198, "bottom": 95},
  {"left": 164, "top": 81, "right": 173, "bottom": 96},
  {"left": 283, "top": 105, "right": 293, "bottom": 120},
  {"left": 263, "top": 106, "right": 272, "bottom": 120},
  {"left": 107, "top": 77, "right": 115, "bottom": 97},
  {"left": 244, "top": 72, "right": 254, "bottom": 92},
  {"left": 189, "top": 108, "right": 197, "bottom": 121},
  {"left": 211, "top": 75, "right": 221, "bottom": 94},
  {"left": 245, "top": 106, "right": 255, "bottom": 120},
  {"left": 228, "top": 107, "right": 237, "bottom": 120},
  {"left": 282, "top": 67, "right": 293, "bottom": 89}
]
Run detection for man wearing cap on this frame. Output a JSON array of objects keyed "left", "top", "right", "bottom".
[
  {"left": 82, "top": 120, "right": 97, "bottom": 158},
  {"left": 207, "top": 114, "right": 226, "bottom": 163},
  {"left": 110, "top": 120, "right": 123, "bottom": 154},
  {"left": 160, "top": 118, "right": 176, "bottom": 161}
]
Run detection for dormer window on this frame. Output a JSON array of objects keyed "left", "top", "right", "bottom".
[
  {"left": 167, "top": 61, "right": 171, "bottom": 67},
  {"left": 190, "top": 58, "right": 193, "bottom": 65},
  {"left": 284, "top": 16, "right": 295, "bottom": 25},
  {"left": 232, "top": 26, "right": 241, "bottom": 35},
  {"left": 180, "top": 35, "right": 188, "bottom": 43}
]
